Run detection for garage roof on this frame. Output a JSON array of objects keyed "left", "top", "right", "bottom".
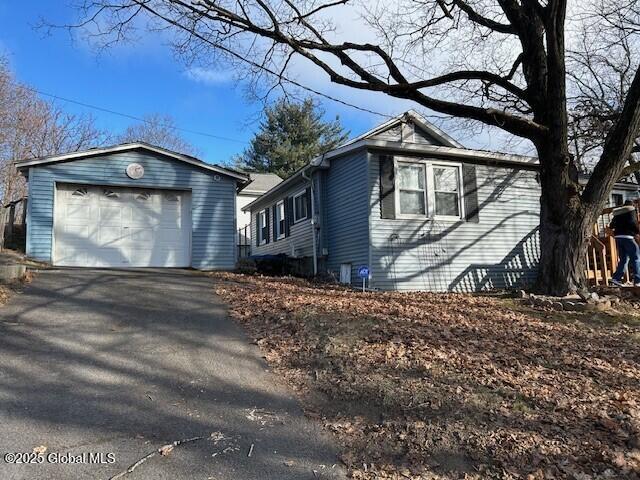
[{"left": 15, "top": 142, "right": 250, "bottom": 183}]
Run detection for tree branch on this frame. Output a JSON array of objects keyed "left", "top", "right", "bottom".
[
  {"left": 583, "top": 65, "right": 640, "bottom": 204},
  {"left": 453, "top": 0, "right": 517, "bottom": 34}
]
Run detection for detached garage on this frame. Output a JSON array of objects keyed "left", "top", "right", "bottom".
[{"left": 16, "top": 143, "right": 248, "bottom": 269}]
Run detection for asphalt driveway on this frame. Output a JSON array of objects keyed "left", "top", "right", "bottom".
[{"left": 0, "top": 269, "right": 343, "bottom": 480}]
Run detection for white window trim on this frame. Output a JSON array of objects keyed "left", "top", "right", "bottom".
[
  {"left": 258, "top": 209, "right": 268, "bottom": 245},
  {"left": 429, "top": 162, "right": 465, "bottom": 221},
  {"left": 275, "top": 200, "right": 286, "bottom": 239},
  {"left": 393, "top": 158, "right": 465, "bottom": 221},
  {"left": 394, "top": 161, "right": 428, "bottom": 219},
  {"left": 610, "top": 192, "right": 624, "bottom": 207},
  {"left": 293, "top": 189, "right": 308, "bottom": 224}
]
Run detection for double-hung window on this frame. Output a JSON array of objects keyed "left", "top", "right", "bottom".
[
  {"left": 394, "top": 159, "right": 463, "bottom": 220},
  {"left": 293, "top": 190, "right": 308, "bottom": 223},
  {"left": 432, "top": 164, "right": 462, "bottom": 218},
  {"left": 258, "top": 209, "right": 268, "bottom": 245},
  {"left": 275, "top": 201, "right": 285, "bottom": 239},
  {"left": 397, "top": 162, "right": 427, "bottom": 216}
]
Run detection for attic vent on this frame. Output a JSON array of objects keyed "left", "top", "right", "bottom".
[
  {"left": 71, "top": 187, "right": 88, "bottom": 197},
  {"left": 103, "top": 189, "right": 119, "bottom": 198}
]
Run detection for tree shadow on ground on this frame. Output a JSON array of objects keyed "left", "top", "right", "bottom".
[{"left": 0, "top": 270, "right": 344, "bottom": 480}]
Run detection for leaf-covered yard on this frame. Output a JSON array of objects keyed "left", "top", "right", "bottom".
[{"left": 212, "top": 273, "right": 640, "bottom": 480}]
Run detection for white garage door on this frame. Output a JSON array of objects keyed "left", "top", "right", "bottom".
[{"left": 54, "top": 184, "right": 191, "bottom": 267}]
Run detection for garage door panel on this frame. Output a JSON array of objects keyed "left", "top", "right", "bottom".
[
  {"left": 151, "top": 248, "right": 181, "bottom": 265},
  {"left": 98, "top": 226, "right": 124, "bottom": 244},
  {"left": 128, "top": 227, "right": 154, "bottom": 243},
  {"left": 59, "top": 224, "right": 91, "bottom": 239},
  {"left": 54, "top": 185, "right": 191, "bottom": 267},
  {"left": 92, "top": 249, "right": 127, "bottom": 267},
  {"left": 98, "top": 206, "right": 123, "bottom": 225},
  {"left": 66, "top": 203, "right": 92, "bottom": 220},
  {"left": 157, "top": 228, "right": 182, "bottom": 243},
  {"left": 56, "top": 249, "right": 91, "bottom": 267}
]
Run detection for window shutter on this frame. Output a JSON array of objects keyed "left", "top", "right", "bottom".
[
  {"left": 284, "top": 197, "right": 292, "bottom": 237},
  {"left": 265, "top": 208, "right": 270, "bottom": 243},
  {"left": 255, "top": 213, "right": 260, "bottom": 247},
  {"left": 305, "top": 187, "right": 312, "bottom": 219},
  {"left": 272, "top": 205, "right": 278, "bottom": 242},
  {"left": 379, "top": 155, "right": 396, "bottom": 219},
  {"left": 462, "top": 163, "right": 480, "bottom": 223}
]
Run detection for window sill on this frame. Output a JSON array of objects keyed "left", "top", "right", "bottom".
[{"left": 388, "top": 215, "right": 464, "bottom": 223}]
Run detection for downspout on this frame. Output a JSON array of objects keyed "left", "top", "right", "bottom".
[{"left": 302, "top": 167, "right": 318, "bottom": 276}]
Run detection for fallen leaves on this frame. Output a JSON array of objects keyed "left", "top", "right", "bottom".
[
  {"left": 212, "top": 272, "right": 640, "bottom": 480},
  {"left": 158, "top": 444, "right": 174, "bottom": 456}
]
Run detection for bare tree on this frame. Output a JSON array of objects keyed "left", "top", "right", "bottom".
[
  {"left": 118, "top": 113, "right": 198, "bottom": 155},
  {"left": 567, "top": 4, "right": 640, "bottom": 177},
  {"left": 67, "top": 0, "right": 640, "bottom": 295},
  {"left": 0, "top": 57, "right": 107, "bottom": 203}
]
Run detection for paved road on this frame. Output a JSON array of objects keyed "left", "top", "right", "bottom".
[{"left": 0, "top": 269, "right": 343, "bottom": 480}]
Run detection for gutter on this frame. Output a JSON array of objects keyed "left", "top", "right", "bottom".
[
  {"left": 302, "top": 169, "right": 318, "bottom": 276},
  {"left": 302, "top": 154, "right": 329, "bottom": 277},
  {"left": 243, "top": 139, "right": 539, "bottom": 212}
]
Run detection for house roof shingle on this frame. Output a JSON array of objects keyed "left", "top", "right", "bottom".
[{"left": 240, "top": 172, "right": 283, "bottom": 195}]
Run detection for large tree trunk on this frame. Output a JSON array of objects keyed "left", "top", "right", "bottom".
[
  {"left": 536, "top": 203, "right": 593, "bottom": 295},
  {"left": 534, "top": 142, "right": 596, "bottom": 296}
]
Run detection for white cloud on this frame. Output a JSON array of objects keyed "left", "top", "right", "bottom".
[{"left": 184, "top": 67, "right": 233, "bottom": 85}]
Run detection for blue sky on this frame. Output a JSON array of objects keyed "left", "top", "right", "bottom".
[{"left": 0, "top": 1, "right": 397, "bottom": 166}]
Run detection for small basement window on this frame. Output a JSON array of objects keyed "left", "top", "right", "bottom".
[{"left": 293, "top": 190, "right": 308, "bottom": 223}]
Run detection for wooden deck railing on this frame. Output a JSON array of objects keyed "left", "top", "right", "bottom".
[{"left": 585, "top": 204, "right": 639, "bottom": 285}]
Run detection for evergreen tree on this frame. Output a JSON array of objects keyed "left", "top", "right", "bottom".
[{"left": 237, "top": 99, "right": 348, "bottom": 178}]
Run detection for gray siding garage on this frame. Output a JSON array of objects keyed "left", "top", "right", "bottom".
[{"left": 17, "top": 143, "right": 248, "bottom": 269}]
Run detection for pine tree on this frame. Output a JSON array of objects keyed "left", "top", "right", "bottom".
[{"left": 237, "top": 99, "right": 348, "bottom": 178}]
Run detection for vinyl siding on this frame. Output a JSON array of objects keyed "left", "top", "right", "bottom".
[
  {"left": 251, "top": 179, "right": 314, "bottom": 257},
  {"left": 325, "top": 150, "right": 370, "bottom": 284},
  {"left": 26, "top": 150, "right": 238, "bottom": 269},
  {"left": 368, "top": 152, "right": 540, "bottom": 292},
  {"left": 371, "top": 125, "right": 437, "bottom": 144}
]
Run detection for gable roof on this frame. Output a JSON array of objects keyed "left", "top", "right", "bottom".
[
  {"left": 239, "top": 172, "right": 283, "bottom": 195},
  {"left": 341, "top": 110, "right": 464, "bottom": 149},
  {"left": 242, "top": 111, "right": 537, "bottom": 212},
  {"left": 14, "top": 142, "right": 249, "bottom": 183}
]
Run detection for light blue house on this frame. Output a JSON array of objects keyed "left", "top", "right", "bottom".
[
  {"left": 16, "top": 143, "right": 248, "bottom": 269},
  {"left": 244, "top": 111, "right": 542, "bottom": 292}
]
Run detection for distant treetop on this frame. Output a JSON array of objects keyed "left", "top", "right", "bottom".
[{"left": 236, "top": 98, "right": 349, "bottom": 179}]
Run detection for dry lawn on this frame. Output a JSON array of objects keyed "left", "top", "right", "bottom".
[{"left": 212, "top": 273, "right": 640, "bottom": 480}]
